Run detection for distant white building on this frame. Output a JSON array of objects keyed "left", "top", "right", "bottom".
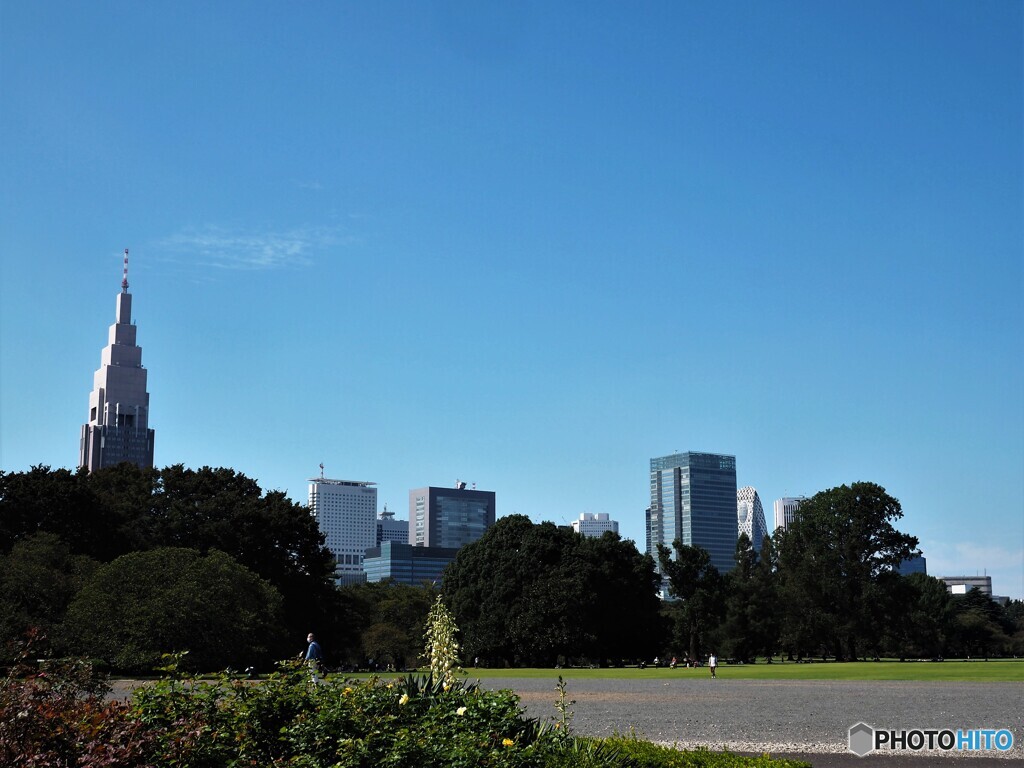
[
  {"left": 308, "top": 476, "right": 377, "bottom": 584},
  {"left": 773, "top": 496, "right": 806, "bottom": 533},
  {"left": 737, "top": 487, "right": 768, "bottom": 553},
  {"left": 572, "top": 512, "right": 619, "bottom": 538},
  {"left": 941, "top": 575, "right": 992, "bottom": 596}
]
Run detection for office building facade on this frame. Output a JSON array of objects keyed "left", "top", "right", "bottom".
[
  {"left": 79, "top": 250, "right": 155, "bottom": 472},
  {"left": 364, "top": 541, "right": 460, "bottom": 586},
  {"left": 409, "top": 483, "right": 495, "bottom": 548},
  {"left": 571, "top": 512, "right": 619, "bottom": 537},
  {"left": 941, "top": 575, "right": 992, "bottom": 596},
  {"left": 647, "top": 452, "right": 738, "bottom": 573},
  {"left": 896, "top": 554, "right": 928, "bottom": 576},
  {"left": 308, "top": 477, "right": 377, "bottom": 583},
  {"left": 737, "top": 486, "right": 768, "bottom": 554},
  {"left": 773, "top": 496, "right": 806, "bottom": 533},
  {"left": 377, "top": 506, "right": 409, "bottom": 546}
]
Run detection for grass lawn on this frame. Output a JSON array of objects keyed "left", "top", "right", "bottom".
[{"left": 350, "top": 659, "right": 1024, "bottom": 683}]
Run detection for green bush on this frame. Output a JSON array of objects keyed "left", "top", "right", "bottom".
[
  {"left": 1, "top": 643, "right": 811, "bottom": 768},
  {"left": 0, "top": 647, "right": 155, "bottom": 767}
]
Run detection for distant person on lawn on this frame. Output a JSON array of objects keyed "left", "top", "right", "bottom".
[
  {"left": 709, "top": 652, "right": 718, "bottom": 678},
  {"left": 305, "top": 632, "right": 323, "bottom": 681}
]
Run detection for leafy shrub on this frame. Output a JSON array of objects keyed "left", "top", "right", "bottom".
[
  {"left": 0, "top": 640, "right": 154, "bottom": 767},
  {"left": 1, "top": 640, "right": 810, "bottom": 768},
  {"left": 130, "top": 662, "right": 561, "bottom": 768}
]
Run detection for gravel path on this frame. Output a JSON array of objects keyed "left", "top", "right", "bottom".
[{"left": 479, "top": 676, "right": 1024, "bottom": 763}]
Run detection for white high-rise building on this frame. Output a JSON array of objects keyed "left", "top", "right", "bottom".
[
  {"left": 308, "top": 476, "right": 377, "bottom": 584},
  {"left": 79, "top": 250, "right": 155, "bottom": 472},
  {"left": 736, "top": 487, "right": 769, "bottom": 554},
  {"left": 571, "top": 512, "right": 619, "bottom": 538},
  {"left": 773, "top": 496, "right": 806, "bottom": 533}
]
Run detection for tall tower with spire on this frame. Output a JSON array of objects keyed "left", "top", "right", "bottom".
[{"left": 79, "top": 250, "right": 155, "bottom": 472}]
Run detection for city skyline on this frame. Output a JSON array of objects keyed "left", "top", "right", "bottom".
[{"left": 1, "top": 3, "right": 1020, "bottom": 599}]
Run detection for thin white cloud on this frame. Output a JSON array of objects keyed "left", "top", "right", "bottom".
[{"left": 158, "top": 226, "right": 342, "bottom": 271}]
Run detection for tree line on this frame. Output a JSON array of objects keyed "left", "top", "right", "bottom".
[{"left": 1, "top": 466, "right": 1021, "bottom": 672}]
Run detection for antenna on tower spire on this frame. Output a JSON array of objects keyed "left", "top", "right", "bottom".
[{"left": 121, "top": 248, "right": 129, "bottom": 293}]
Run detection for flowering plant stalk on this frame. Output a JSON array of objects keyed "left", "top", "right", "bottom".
[{"left": 423, "top": 595, "right": 462, "bottom": 688}]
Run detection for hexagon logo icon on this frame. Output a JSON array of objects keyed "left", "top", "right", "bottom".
[{"left": 848, "top": 722, "right": 875, "bottom": 757}]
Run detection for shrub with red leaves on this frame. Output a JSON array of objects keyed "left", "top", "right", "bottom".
[{"left": 0, "top": 635, "right": 155, "bottom": 767}]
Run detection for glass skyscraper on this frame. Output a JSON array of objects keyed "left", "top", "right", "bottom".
[
  {"left": 409, "top": 484, "right": 495, "bottom": 548},
  {"left": 647, "top": 451, "right": 738, "bottom": 574}
]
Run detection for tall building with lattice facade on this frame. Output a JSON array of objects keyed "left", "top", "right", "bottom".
[
  {"left": 737, "top": 486, "right": 768, "bottom": 554},
  {"left": 79, "top": 250, "right": 155, "bottom": 472}
]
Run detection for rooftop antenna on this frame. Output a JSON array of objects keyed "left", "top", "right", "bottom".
[
  {"left": 319, "top": 462, "right": 325, "bottom": 479},
  {"left": 121, "top": 248, "right": 129, "bottom": 293}
]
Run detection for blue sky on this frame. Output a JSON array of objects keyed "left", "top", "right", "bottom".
[{"left": 2, "top": 2, "right": 1021, "bottom": 599}]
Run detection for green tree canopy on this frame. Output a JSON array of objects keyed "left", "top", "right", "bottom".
[
  {"left": 657, "top": 541, "right": 722, "bottom": 660},
  {"left": 0, "top": 533, "right": 98, "bottom": 659},
  {"left": 775, "top": 481, "right": 918, "bottom": 660},
  {"left": 0, "top": 464, "right": 339, "bottom": 658},
  {"left": 64, "top": 547, "right": 285, "bottom": 673},
  {"left": 443, "top": 516, "right": 662, "bottom": 666},
  {"left": 337, "top": 581, "right": 436, "bottom": 669}
]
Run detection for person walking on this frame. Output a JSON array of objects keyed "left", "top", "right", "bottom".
[
  {"left": 305, "top": 632, "right": 323, "bottom": 682},
  {"left": 708, "top": 652, "right": 718, "bottom": 679}
]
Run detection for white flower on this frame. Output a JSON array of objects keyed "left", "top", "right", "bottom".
[
  {"left": 399, "top": 693, "right": 409, "bottom": 705},
  {"left": 456, "top": 706, "right": 467, "bottom": 716}
]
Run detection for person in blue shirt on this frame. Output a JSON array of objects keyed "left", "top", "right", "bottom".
[{"left": 305, "top": 632, "right": 323, "bottom": 681}]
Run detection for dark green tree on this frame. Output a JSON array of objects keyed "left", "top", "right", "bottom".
[
  {"left": 774, "top": 482, "right": 918, "bottom": 660},
  {"left": 124, "top": 465, "right": 338, "bottom": 657},
  {"left": 86, "top": 462, "right": 163, "bottom": 556},
  {"left": 0, "top": 533, "right": 98, "bottom": 659},
  {"left": 887, "top": 573, "right": 954, "bottom": 658},
  {"left": 749, "top": 534, "right": 782, "bottom": 660},
  {"left": 0, "top": 467, "right": 98, "bottom": 556},
  {"left": 720, "top": 533, "right": 759, "bottom": 662},
  {"left": 337, "top": 581, "right": 436, "bottom": 669},
  {"left": 443, "top": 516, "right": 662, "bottom": 666},
  {"left": 0, "top": 464, "right": 340, "bottom": 662},
  {"left": 580, "top": 532, "right": 664, "bottom": 663},
  {"left": 64, "top": 547, "right": 285, "bottom": 673},
  {"left": 657, "top": 542, "right": 723, "bottom": 660},
  {"left": 948, "top": 588, "right": 1011, "bottom": 658},
  {"left": 775, "top": 525, "right": 832, "bottom": 658},
  {"left": 1005, "top": 600, "right": 1024, "bottom": 656}
]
